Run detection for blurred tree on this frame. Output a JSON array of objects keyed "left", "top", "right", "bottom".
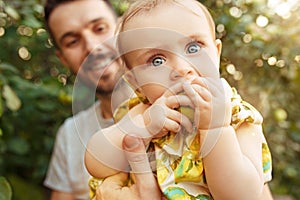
[
  {"left": 0, "top": 0, "right": 299, "bottom": 199},
  {"left": 201, "top": 0, "right": 300, "bottom": 198},
  {"left": 0, "top": 0, "right": 73, "bottom": 199}
]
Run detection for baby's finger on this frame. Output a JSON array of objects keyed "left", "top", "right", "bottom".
[
  {"left": 162, "top": 82, "right": 184, "bottom": 97},
  {"left": 166, "top": 95, "right": 194, "bottom": 109},
  {"left": 167, "top": 109, "right": 193, "bottom": 133},
  {"left": 182, "top": 81, "right": 201, "bottom": 107},
  {"left": 190, "top": 76, "right": 209, "bottom": 89},
  {"left": 192, "top": 84, "right": 211, "bottom": 102},
  {"left": 192, "top": 76, "right": 223, "bottom": 98}
]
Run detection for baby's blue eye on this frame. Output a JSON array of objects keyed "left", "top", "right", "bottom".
[
  {"left": 151, "top": 57, "right": 166, "bottom": 66},
  {"left": 186, "top": 43, "right": 201, "bottom": 54}
]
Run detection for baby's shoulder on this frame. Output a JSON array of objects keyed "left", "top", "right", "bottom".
[{"left": 230, "top": 87, "right": 263, "bottom": 130}]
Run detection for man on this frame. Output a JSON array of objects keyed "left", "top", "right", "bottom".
[
  {"left": 43, "top": 0, "right": 160, "bottom": 199},
  {"left": 43, "top": 0, "right": 118, "bottom": 199}
]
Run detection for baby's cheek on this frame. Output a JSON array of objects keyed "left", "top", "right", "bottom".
[{"left": 143, "top": 85, "right": 166, "bottom": 103}]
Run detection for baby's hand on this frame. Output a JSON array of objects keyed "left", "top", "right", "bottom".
[
  {"left": 143, "top": 83, "right": 193, "bottom": 138},
  {"left": 185, "top": 77, "right": 232, "bottom": 130}
]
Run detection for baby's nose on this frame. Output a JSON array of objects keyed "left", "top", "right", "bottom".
[{"left": 171, "top": 63, "right": 196, "bottom": 81}]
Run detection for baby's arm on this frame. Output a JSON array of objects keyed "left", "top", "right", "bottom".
[
  {"left": 203, "top": 123, "right": 265, "bottom": 200},
  {"left": 85, "top": 83, "right": 194, "bottom": 179},
  {"left": 85, "top": 103, "right": 149, "bottom": 179},
  {"left": 187, "top": 77, "right": 265, "bottom": 199}
]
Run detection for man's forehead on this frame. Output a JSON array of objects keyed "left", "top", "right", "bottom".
[{"left": 49, "top": 0, "right": 115, "bottom": 42}]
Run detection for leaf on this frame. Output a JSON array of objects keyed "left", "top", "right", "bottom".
[
  {"left": 2, "top": 85, "right": 22, "bottom": 111},
  {"left": 7, "top": 137, "right": 29, "bottom": 155},
  {"left": 4, "top": 5, "right": 20, "bottom": 20},
  {"left": 289, "top": 131, "right": 300, "bottom": 143},
  {"left": 0, "top": 91, "right": 3, "bottom": 117},
  {"left": 23, "top": 16, "right": 42, "bottom": 28},
  {"left": 0, "top": 177, "right": 12, "bottom": 200},
  {"left": 7, "top": 175, "right": 44, "bottom": 200},
  {"left": 0, "top": 63, "right": 19, "bottom": 74}
]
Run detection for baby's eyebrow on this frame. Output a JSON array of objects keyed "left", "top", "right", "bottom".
[
  {"left": 135, "top": 48, "right": 162, "bottom": 62},
  {"left": 134, "top": 34, "right": 206, "bottom": 61},
  {"left": 178, "top": 34, "right": 204, "bottom": 43}
]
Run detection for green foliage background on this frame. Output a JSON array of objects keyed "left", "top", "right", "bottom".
[{"left": 0, "top": 0, "right": 299, "bottom": 199}]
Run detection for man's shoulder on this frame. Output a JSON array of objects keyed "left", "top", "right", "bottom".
[
  {"left": 62, "top": 102, "right": 99, "bottom": 127},
  {"left": 56, "top": 102, "right": 100, "bottom": 141}
]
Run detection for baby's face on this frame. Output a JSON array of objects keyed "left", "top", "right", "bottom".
[{"left": 119, "top": 2, "right": 221, "bottom": 103}]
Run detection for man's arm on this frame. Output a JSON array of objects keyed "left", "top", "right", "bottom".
[
  {"left": 44, "top": 124, "right": 75, "bottom": 199},
  {"left": 50, "top": 190, "right": 75, "bottom": 200}
]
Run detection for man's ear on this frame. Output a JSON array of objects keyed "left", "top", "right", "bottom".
[
  {"left": 215, "top": 39, "right": 222, "bottom": 57},
  {"left": 55, "top": 50, "right": 68, "bottom": 67}
]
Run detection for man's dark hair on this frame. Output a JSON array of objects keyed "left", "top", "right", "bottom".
[{"left": 44, "top": 0, "right": 115, "bottom": 48}]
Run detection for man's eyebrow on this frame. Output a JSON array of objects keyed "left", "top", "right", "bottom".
[
  {"left": 59, "top": 32, "right": 77, "bottom": 45},
  {"left": 58, "top": 18, "right": 106, "bottom": 45}
]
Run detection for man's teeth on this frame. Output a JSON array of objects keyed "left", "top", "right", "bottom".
[{"left": 91, "top": 57, "right": 113, "bottom": 70}]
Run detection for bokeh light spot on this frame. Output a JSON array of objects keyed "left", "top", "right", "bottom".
[
  {"left": 255, "top": 59, "right": 264, "bottom": 67},
  {"left": 216, "top": 24, "right": 225, "bottom": 33},
  {"left": 276, "top": 60, "right": 285, "bottom": 68},
  {"left": 17, "top": 25, "right": 33, "bottom": 36},
  {"left": 226, "top": 64, "right": 236, "bottom": 75},
  {"left": 268, "top": 56, "right": 277, "bottom": 66},
  {"left": 229, "top": 6, "right": 242, "bottom": 18},
  {"left": 18, "top": 47, "right": 31, "bottom": 60},
  {"left": 243, "top": 34, "right": 252, "bottom": 43},
  {"left": 256, "top": 15, "right": 269, "bottom": 27},
  {"left": 0, "top": 27, "right": 5, "bottom": 37}
]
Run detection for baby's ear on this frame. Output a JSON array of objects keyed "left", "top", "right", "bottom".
[
  {"left": 123, "top": 70, "right": 139, "bottom": 90},
  {"left": 123, "top": 71, "right": 149, "bottom": 103},
  {"left": 215, "top": 39, "right": 222, "bottom": 57}
]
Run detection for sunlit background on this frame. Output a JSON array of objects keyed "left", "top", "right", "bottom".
[{"left": 0, "top": 0, "right": 299, "bottom": 199}]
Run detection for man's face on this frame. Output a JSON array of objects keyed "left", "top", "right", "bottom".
[{"left": 49, "top": 0, "right": 121, "bottom": 94}]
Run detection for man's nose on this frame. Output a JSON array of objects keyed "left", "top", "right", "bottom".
[{"left": 84, "top": 33, "right": 103, "bottom": 54}]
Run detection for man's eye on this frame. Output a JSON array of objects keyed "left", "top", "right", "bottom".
[
  {"left": 66, "top": 40, "right": 78, "bottom": 47},
  {"left": 95, "top": 24, "right": 108, "bottom": 32},
  {"left": 151, "top": 56, "right": 166, "bottom": 66},
  {"left": 63, "top": 38, "right": 79, "bottom": 48},
  {"left": 186, "top": 42, "right": 201, "bottom": 54}
]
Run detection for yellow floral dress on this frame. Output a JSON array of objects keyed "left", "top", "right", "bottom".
[{"left": 89, "top": 88, "right": 272, "bottom": 200}]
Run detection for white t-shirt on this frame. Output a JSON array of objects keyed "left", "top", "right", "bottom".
[{"left": 44, "top": 102, "right": 114, "bottom": 200}]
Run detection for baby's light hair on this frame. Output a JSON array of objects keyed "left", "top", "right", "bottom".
[{"left": 116, "top": 0, "right": 216, "bottom": 38}]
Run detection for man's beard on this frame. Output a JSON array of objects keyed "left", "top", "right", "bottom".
[
  {"left": 95, "top": 86, "right": 114, "bottom": 95},
  {"left": 95, "top": 67, "right": 124, "bottom": 95},
  {"left": 95, "top": 74, "right": 119, "bottom": 96}
]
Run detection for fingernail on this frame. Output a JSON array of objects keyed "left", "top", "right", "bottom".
[{"left": 124, "top": 135, "right": 141, "bottom": 150}]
